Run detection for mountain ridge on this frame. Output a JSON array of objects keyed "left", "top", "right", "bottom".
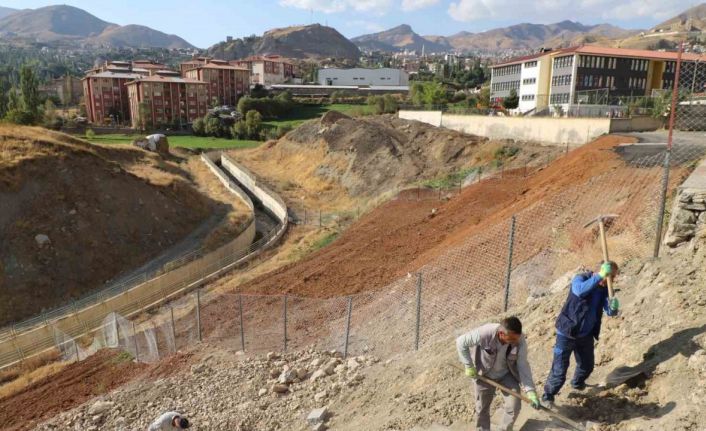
[{"left": 0, "top": 5, "right": 195, "bottom": 49}]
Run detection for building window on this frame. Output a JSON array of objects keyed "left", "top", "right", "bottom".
[
  {"left": 550, "top": 93, "right": 570, "bottom": 104},
  {"left": 524, "top": 61, "right": 537, "bottom": 68},
  {"left": 522, "top": 77, "right": 536, "bottom": 85},
  {"left": 554, "top": 55, "right": 574, "bottom": 69},
  {"left": 521, "top": 94, "right": 535, "bottom": 101}
]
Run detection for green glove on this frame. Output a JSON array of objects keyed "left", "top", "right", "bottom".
[
  {"left": 609, "top": 297, "right": 620, "bottom": 312},
  {"left": 599, "top": 262, "right": 613, "bottom": 279},
  {"left": 465, "top": 366, "right": 478, "bottom": 379},
  {"left": 527, "top": 391, "right": 540, "bottom": 409}
]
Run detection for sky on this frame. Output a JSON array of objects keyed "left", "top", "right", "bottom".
[{"left": 0, "top": 0, "right": 698, "bottom": 48}]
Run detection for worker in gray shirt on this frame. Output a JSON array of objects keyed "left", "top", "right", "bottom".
[
  {"left": 147, "top": 411, "right": 190, "bottom": 430},
  {"left": 456, "top": 316, "right": 540, "bottom": 431}
]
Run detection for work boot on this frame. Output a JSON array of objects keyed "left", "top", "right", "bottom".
[
  {"left": 571, "top": 382, "right": 586, "bottom": 391},
  {"left": 541, "top": 393, "right": 555, "bottom": 409}
]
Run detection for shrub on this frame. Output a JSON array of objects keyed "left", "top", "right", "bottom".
[
  {"left": 85, "top": 128, "right": 96, "bottom": 140},
  {"left": 245, "top": 110, "right": 262, "bottom": 139},
  {"left": 192, "top": 117, "right": 206, "bottom": 136}
]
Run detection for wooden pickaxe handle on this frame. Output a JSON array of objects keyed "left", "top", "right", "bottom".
[
  {"left": 446, "top": 363, "right": 586, "bottom": 431},
  {"left": 597, "top": 219, "right": 615, "bottom": 298}
]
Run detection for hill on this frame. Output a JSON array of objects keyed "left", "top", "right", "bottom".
[
  {"left": 207, "top": 24, "right": 359, "bottom": 61},
  {"left": 0, "top": 6, "right": 17, "bottom": 20},
  {"left": 446, "top": 20, "right": 637, "bottom": 51},
  {"left": 352, "top": 24, "right": 451, "bottom": 53},
  {"left": 0, "top": 125, "right": 212, "bottom": 326},
  {"left": 0, "top": 5, "right": 195, "bottom": 49},
  {"left": 617, "top": 3, "right": 706, "bottom": 49},
  {"left": 352, "top": 21, "right": 637, "bottom": 53}
]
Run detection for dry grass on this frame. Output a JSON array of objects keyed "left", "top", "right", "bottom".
[
  {"left": 228, "top": 143, "right": 358, "bottom": 213},
  {"left": 0, "top": 360, "right": 68, "bottom": 400}
]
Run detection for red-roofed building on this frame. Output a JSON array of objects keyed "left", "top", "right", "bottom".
[
  {"left": 231, "top": 55, "right": 295, "bottom": 86},
  {"left": 489, "top": 45, "right": 706, "bottom": 115},
  {"left": 182, "top": 59, "right": 250, "bottom": 106},
  {"left": 126, "top": 74, "right": 209, "bottom": 129}
]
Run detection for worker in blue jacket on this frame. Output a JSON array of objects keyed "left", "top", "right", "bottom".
[{"left": 541, "top": 261, "right": 620, "bottom": 406}]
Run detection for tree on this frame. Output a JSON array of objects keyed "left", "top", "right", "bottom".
[
  {"left": 205, "top": 116, "right": 224, "bottom": 137},
  {"left": 192, "top": 117, "right": 206, "bottom": 136},
  {"left": 0, "top": 77, "right": 8, "bottom": 118},
  {"left": 20, "top": 66, "right": 40, "bottom": 121},
  {"left": 43, "top": 99, "right": 63, "bottom": 130},
  {"left": 137, "top": 101, "right": 152, "bottom": 131},
  {"left": 250, "top": 84, "right": 268, "bottom": 99},
  {"left": 244, "top": 110, "right": 262, "bottom": 139},
  {"left": 479, "top": 86, "right": 490, "bottom": 108},
  {"left": 410, "top": 81, "right": 447, "bottom": 107},
  {"left": 383, "top": 95, "right": 398, "bottom": 113},
  {"left": 503, "top": 89, "right": 519, "bottom": 110}
]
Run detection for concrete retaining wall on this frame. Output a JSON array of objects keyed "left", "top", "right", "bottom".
[
  {"left": 0, "top": 153, "right": 289, "bottom": 370},
  {"left": 398, "top": 111, "right": 662, "bottom": 146}
]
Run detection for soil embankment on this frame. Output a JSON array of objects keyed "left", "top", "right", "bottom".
[{"left": 0, "top": 126, "right": 214, "bottom": 325}]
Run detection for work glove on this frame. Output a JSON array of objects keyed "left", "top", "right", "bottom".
[
  {"left": 609, "top": 297, "right": 620, "bottom": 313},
  {"left": 527, "top": 391, "right": 540, "bottom": 409},
  {"left": 464, "top": 366, "right": 478, "bottom": 379},
  {"left": 598, "top": 262, "right": 613, "bottom": 279}
]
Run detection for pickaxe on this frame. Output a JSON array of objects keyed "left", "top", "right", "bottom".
[
  {"left": 446, "top": 363, "right": 598, "bottom": 430},
  {"left": 583, "top": 214, "right": 619, "bottom": 298}
]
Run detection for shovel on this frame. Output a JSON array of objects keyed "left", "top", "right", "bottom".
[
  {"left": 583, "top": 214, "right": 619, "bottom": 298},
  {"left": 446, "top": 363, "right": 598, "bottom": 431}
]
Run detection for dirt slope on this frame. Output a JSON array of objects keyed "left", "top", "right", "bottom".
[
  {"left": 220, "top": 136, "right": 631, "bottom": 301},
  {"left": 0, "top": 126, "right": 212, "bottom": 325},
  {"left": 28, "top": 235, "right": 706, "bottom": 431},
  {"left": 230, "top": 114, "right": 558, "bottom": 212}
]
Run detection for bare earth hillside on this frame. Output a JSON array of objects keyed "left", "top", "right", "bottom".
[{"left": 0, "top": 126, "right": 212, "bottom": 325}]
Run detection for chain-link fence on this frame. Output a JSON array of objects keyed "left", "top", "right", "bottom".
[{"left": 9, "top": 137, "right": 701, "bottom": 374}]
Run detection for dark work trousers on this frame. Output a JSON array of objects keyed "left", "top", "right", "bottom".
[{"left": 543, "top": 333, "right": 595, "bottom": 399}]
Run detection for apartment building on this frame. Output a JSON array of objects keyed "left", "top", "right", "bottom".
[
  {"left": 126, "top": 73, "right": 209, "bottom": 129},
  {"left": 82, "top": 66, "right": 147, "bottom": 125},
  {"left": 231, "top": 55, "right": 295, "bottom": 86},
  {"left": 317, "top": 67, "right": 410, "bottom": 87},
  {"left": 182, "top": 60, "right": 250, "bottom": 107},
  {"left": 490, "top": 45, "right": 706, "bottom": 114}
]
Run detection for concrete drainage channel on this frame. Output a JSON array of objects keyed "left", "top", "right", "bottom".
[{"left": 0, "top": 151, "right": 289, "bottom": 370}]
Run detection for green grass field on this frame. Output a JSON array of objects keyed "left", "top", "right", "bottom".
[
  {"left": 262, "top": 104, "right": 374, "bottom": 129},
  {"left": 85, "top": 134, "right": 262, "bottom": 149},
  {"left": 84, "top": 104, "right": 375, "bottom": 148}
]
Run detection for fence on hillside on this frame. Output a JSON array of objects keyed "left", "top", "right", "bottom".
[
  {"left": 5, "top": 50, "right": 706, "bottom": 369},
  {"left": 31, "top": 140, "right": 706, "bottom": 368}
]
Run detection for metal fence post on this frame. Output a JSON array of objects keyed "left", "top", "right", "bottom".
[
  {"left": 319, "top": 210, "right": 322, "bottom": 227},
  {"left": 304, "top": 209, "right": 307, "bottom": 225},
  {"left": 73, "top": 338, "right": 80, "bottom": 362},
  {"left": 414, "top": 273, "right": 423, "bottom": 351},
  {"left": 113, "top": 312, "right": 119, "bottom": 347},
  {"left": 343, "top": 297, "right": 353, "bottom": 358},
  {"left": 238, "top": 294, "right": 245, "bottom": 352},
  {"left": 170, "top": 306, "right": 177, "bottom": 352},
  {"left": 283, "top": 295, "right": 288, "bottom": 352},
  {"left": 417, "top": 186, "right": 421, "bottom": 201},
  {"left": 503, "top": 216, "right": 517, "bottom": 312},
  {"left": 195, "top": 290, "right": 202, "bottom": 342},
  {"left": 654, "top": 42, "right": 683, "bottom": 258},
  {"left": 132, "top": 321, "right": 139, "bottom": 362},
  {"left": 478, "top": 166, "right": 482, "bottom": 183}
]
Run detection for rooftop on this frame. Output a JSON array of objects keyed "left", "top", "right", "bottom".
[
  {"left": 126, "top": 75, "right": 208, "bottom": 85},
  {"left": 492, "top": 45, "right": 706, "bottom": 68}
]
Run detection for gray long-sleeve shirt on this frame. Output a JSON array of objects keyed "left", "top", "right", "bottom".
[
  {"left": 456, "top": 323, "right": 536, "bottom": 392},
  {"left": 148, "top": 411, "right": 183, "bottom": 431}
]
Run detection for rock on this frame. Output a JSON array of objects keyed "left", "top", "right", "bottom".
[
  {"left": 310, "top": 358, "right": 324, "bottom": 368},
  {"left": 312, "top": 423, "right": 327, "bottom": 431},
  {"left": 334, "top": 364, "right": 346, "bottom": 374},
  {"left": 295, "top": 368, "right": 308, "bottom": 380},
  {"left": 267, "top": 352, "right": 280, "bottom": 361},
  {"left": 269, "top": 368, "right": 281, "bottom": 379},
  {"left": 191, "top": 363, "right": 207, "bottom": 374},
  {"left": 258, "top": 388, "right": 268, "bottom": 396},
  {"left": 306, "top": 407, "right": 329, "bottom": 425},
  {"left": 314, "top": 391, "right": 328, "bottom": 402},
  {"left": 133, "top": 134, "right": 169, "bottom": 154},
  {"left": 87, "top": 400, "right": 114, "bottom": 416},
  {"left": 279, "top": 369, "right": 298, "bottom": 384},
  {"left": 35, "top": 234, "right": 51, "bottom": 247},
  {"left": 665, "top": 207, "right": 699, "bottom": 247},
  {"left": 271, "top": 383, "right": 289, "bottom": 394},
  {"left": 346, "top": 358, "right": 360, "bottom": 371},
  {"left": 310, "top": 369, "right": 327, "bottom": 382},
  {"left": 688, "top": 350, "right": 706, "bottom": 376}
]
